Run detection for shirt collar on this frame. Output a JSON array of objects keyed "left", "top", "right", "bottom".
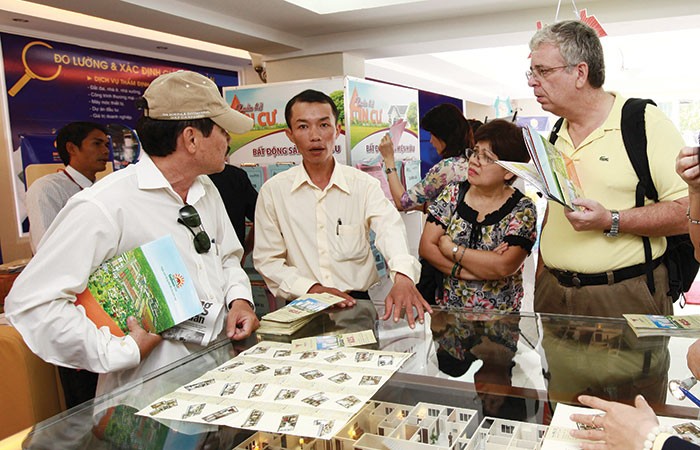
[
  {"left": 557, "top": 92, "right": 623, "bottom": 149},
  {"left": 135, "top": 153, "right": 206, "bottom": 203},
  {"left": 290, "top": 160, "right": 351, "bottom": 194},
  {"left": 65, "top": 165, "right": 93, "bottom": 189},
  {"left": 600, "top": 92, "right": 624, "bottom": 132}
]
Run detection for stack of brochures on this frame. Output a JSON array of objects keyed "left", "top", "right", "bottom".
[
  {"left": 623, "top": 314, "right": 700, "bottom": 337},
  {"left": 256, "top": 293, "right": 344, "bottom": 340}
]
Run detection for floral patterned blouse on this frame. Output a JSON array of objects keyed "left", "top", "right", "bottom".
[
  {"left": 400, "top": 155, "right": 469, "bottom": 209},
  {"left": 427, "top": 181, "right": 537, "bottom": 311}
]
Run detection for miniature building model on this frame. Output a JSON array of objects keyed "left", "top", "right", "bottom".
[{"left": 235, "top": 400, "right": 548, "bottom": 450}]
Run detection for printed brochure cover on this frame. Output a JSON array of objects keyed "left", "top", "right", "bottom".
[
  {"left": 624, "top": 314, "right": 700, "bottom": 337},
  {"left": 75, "top": 235, "right": 203, "bottom": 336},
  {"left": 505, "top": 125, "right": 583, "bottom": 210}
]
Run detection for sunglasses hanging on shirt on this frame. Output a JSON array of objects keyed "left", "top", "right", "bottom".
[{"left": 178, "top": 204, "right": 211, "bottom": 254}]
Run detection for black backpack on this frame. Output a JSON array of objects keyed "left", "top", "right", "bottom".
[{"left": 549, "top": 98, "right": 698, "bottom": 302}]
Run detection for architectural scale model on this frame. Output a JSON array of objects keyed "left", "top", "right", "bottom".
[{"left": 234, "top": 400, "right": 548, "bottom": 450}]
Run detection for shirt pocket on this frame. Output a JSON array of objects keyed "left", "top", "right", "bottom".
[{"left": 331, "top": 223, "right": 370, "bottom": 262}]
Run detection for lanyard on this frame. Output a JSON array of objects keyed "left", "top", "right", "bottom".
[{"left": 61, "top": 169, "right": 83, "bottom": 191}]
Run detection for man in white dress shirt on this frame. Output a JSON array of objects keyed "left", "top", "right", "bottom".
[
  {"left": 6, "top": 70, "right": 259, "bottom": 397},
  {"left": 25, "top": 121, "right": 110, "bottom": 253},
  {"left": 254, "top": 89, "right": 432, "bottom": 328}
]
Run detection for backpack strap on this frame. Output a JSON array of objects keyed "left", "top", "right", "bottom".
[
  {"left": 620, "top": 98, "right": 658, "bottom": 292},
  {"left": 549, "top": 117, "right": 564, "bottom": 145}
]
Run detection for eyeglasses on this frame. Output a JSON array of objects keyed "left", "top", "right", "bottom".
[
  {"left": 467, "top": 148, "right": 496, "bottom": 165},
  {"left": 178, "top": 204, "right": 211, "bottom": 254},
  {"left": 525, "top": 65, "right": 571, "bottom": 81}
]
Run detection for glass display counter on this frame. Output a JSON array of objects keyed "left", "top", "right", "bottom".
[{"left": 12, "top": 305, "right": 700, "bottom": 449}]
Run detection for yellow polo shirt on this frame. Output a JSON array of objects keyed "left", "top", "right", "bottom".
[{"left": 541, "top": 93, "right": 687, "bottom": 273}]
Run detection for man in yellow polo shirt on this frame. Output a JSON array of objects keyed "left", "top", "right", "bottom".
[
  {"left": 525, "top": 21, "right": 688, "bottom": 408},
  {"left": 527, "top": 20, "right": 688, "bottom": 318}
]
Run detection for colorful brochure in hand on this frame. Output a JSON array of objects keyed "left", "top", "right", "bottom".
[
  {"left": 75, "top": 235, "right": 203, "bottom": 336},
  {"left": 623, "top": 314, "right": 700, "bottom": 337},
  {"left": 497, "top": 126, "right": 582, "bottom": 210},
  {"left": 389, "top": 119, "right": 407, "bottom": 147}
]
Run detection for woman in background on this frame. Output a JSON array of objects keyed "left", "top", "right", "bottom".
[
  {"left": 379, "top": 103, "right": 481, "bottom": 212},
  {"left": 379, "top": 104, "right": 481, "bottom": 303},
  {"left": 419, "top": 119, "right": 536, "bottom": 311}
]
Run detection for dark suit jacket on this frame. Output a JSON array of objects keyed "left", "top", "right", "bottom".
[
  {"left": 663, "top": 436, "right": 700, "bottom": 450},
  {"left": 208, "top": 164, "right": 258, "bottom": 244}
]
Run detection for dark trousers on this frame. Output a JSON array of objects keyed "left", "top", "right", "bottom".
[
  {"left": 58, "top": 366, "right": 98, "bottom": 408},
  {"left": 534, "top": 264, "right": 671, "bottom": 405}
]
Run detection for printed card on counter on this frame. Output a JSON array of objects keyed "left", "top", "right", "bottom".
[
  {"left": 291, "top": 329, "right": 377, "bottom": 352},
  {"left": 136, "top": 341, "right": 414, "bottom": 439},
  {"left": 542, "top": 403, "right": 700, "bottom": 450}
]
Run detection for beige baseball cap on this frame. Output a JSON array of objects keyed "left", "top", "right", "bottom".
[{"left": 142, "top": 70, "right": 253, "bottom": 134}]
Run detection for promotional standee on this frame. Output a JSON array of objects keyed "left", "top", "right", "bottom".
[
  {"left": 224, "top": 76, "right": 420, "bottom": 186},
  {"left": 1, "top": 32, "right": 240, "bottom": 234},
  {"left": 345, "top": 76, "right": 420, "bottom": 166}
]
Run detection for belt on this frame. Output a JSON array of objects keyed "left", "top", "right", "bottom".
[
  {"left": 549, "top": 258, "right": 662, "bottom": 288},
  {"left": 348, "top": 290, "right": 370, "bottom": 300}
]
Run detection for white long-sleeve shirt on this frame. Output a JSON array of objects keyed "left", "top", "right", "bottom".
[
  {"left": 6, "top": 155, "right": 252, "bottom": 395},
  {"left": 25, "top": 165, "right": 93, "bottom": 253}
]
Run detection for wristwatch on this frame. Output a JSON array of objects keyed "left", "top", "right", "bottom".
[
  {"left": 451, "top": 245, "right": 459, "bottom": 262},
  {"left": 385, "top": 167, "right": 398, "bottom": 175},
  {"left": 604, "top": 210, "right": 620, "bottom": 237}
]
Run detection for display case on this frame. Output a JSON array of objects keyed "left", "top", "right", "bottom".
[{"left": 10, "top": 306, "right": 700, "bottom": 449}]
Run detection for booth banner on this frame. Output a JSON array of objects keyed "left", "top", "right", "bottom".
[
  {"left": 223, "top": 78, "right": 346, "bottom": 166},
  {"left": 345, "top": 77, "right": 419, "bottom": 166},
  {"left": 1, "top": 32, "right": 239, "bottom": 233}
]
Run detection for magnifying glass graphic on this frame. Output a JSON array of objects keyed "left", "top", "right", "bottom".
[
  {"left": 8, "top": 41, "right": 62, "bottom": 97},
  {"left": 669, "top": 376, "right": 700, "bottom": 407}
]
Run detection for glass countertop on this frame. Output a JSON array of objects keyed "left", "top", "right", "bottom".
[{"left": 16, "top": 305, "right": 700, "bottom": 449}]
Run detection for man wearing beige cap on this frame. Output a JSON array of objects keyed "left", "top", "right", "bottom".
[{"left": 6, "top": 70, "right": 259, "bottom": 396}]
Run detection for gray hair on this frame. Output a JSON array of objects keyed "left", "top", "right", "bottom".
[{"left": 529, "top": 20, "right": 605, "bottom": 88}]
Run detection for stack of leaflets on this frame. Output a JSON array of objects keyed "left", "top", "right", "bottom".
[
  {"left": 496, "top": 125, "right": 582, "bottom": 210},
  {"left": 75, "top": 235, "right": 205, "bottom": 340},
  {"left": 623, "top": 314, "right": 700, "bottom": 337},
  {"left": 256, "top": 293, "right": 345, "bottom": 339}
]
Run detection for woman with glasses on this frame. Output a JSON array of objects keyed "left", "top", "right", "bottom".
[
  {"left": 419, "top": 119, "right": 537, "bottom": 311},
  {"left": 379, "top": 104, "right": 481, "bottom": 304},
  {"left": 378, "top": 103, "right": 481, "bottom": 212}
]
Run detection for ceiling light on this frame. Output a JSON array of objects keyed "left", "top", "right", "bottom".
[{"left": 283, "top": 0, "right": 424, "bottom": 15}]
